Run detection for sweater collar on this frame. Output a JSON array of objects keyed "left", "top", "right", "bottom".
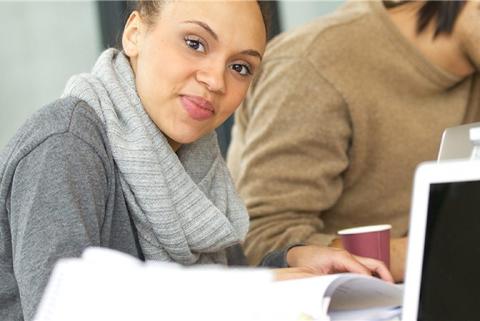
[{"left": 62, "top": 49, "right": 249, "bottom": 265}]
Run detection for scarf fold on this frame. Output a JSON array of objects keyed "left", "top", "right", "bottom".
[{"left": 62, "top": 48, "right": 249, "bottom": 265}]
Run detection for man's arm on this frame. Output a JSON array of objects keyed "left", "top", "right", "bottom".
[{"left": 228, "top": 56, "right": 351, "bottom": 265}]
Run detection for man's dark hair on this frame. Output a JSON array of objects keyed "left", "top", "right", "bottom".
[{"left": 384, "top": 1, "right": 467, "bottom": 38}]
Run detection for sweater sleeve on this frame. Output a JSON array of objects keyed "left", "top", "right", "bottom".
[
  {"left": 227, "top": 57, "right": 351, "bottom": 265},
  {"left": 8, "top": 132, "right": 108, "bottom": 321}
]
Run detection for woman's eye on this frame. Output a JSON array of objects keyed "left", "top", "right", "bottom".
[
  {"left": 185, "top": 37, "right": 205, "bottom": 53},
  {"left": 230, "top": 63, "right": 252, "bottom": 76}
]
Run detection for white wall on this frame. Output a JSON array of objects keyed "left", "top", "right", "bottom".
[
  {"left": 0, "top": 1, "right": 101, "bottom": 148},
  {"left": 278, "top": 0, "right": 341, "bottom": 31}
]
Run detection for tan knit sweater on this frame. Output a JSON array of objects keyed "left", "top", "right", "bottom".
[{"left": 227, "top": 0, "right": 480, "bottom": 265}]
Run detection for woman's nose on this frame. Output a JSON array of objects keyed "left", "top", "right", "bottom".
[{"left": 195, "top": 64, "right": 226, "bottom": 94}]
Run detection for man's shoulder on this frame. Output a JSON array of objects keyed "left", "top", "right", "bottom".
[{"left": 265, "top": 2, "right": 374, "bottom": 62}]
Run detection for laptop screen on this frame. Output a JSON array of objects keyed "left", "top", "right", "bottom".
[{"left": 418, "top": 180, "right": 480, "bottom": 321}]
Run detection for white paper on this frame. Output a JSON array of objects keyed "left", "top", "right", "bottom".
[{"left": 34, "top": 248, "right": 403, "bottom": 321}]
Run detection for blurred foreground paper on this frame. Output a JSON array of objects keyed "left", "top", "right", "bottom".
[{"left": 33, "top": 247, "right": 402, "bottom": 321}]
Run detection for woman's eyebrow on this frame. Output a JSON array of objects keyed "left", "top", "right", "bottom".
[
  {"left": 240, "top": 49, "right": 262, "bottom": 61},
  {"left": 182, "top": 20, "right": 218, "bottom": 40},
  {"left": 182, "top": 20, "right": 262, "bottom": 61}
]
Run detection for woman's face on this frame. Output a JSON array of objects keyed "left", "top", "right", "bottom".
[{"left": 123, "top": 0, "right": 266, "bottom": 150}]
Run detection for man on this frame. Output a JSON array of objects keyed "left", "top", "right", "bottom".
[{"left": 227, "top": 0, "right": 480, "bottom": 282}]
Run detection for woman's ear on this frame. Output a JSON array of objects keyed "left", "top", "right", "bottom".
[{"left": 122, "top": 11, "right": 143, "bottom": 58}]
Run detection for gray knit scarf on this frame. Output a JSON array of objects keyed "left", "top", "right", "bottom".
[{"left": 62, "top": 49, "right": 249, "bottom": 265}]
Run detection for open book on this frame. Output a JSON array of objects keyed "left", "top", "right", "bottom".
[
  {"left": 272, "top": 273, "right": 402, "bottom": 321},
  {"left": 34, "top": 247, "right": 402, "bottom": 321}
]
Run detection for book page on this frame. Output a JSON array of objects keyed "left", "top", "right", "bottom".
[
  {"left": 325, "top": 275, "right": 403, "bottom": 311},
  {"left": 329, "top": 306, "right": 401, "bottom": 321},
  {"left": 34, "top": 247, "right": 279, "bottom": 321},
  {"left": 34, "top": 249, "right": 153, "bottom": 321},
  {"left": 34, "top": 248, "right": 403, "bottom": 321},
  {"left": 269, "top": 274, "right": 350, "bottom": 320}
]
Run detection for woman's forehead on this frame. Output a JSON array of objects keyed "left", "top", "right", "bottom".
[{"left": 157, "top": 0, "right": 266, "bottom": 51}]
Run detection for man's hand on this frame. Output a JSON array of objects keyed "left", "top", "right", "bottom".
[
  {"left": 330, "top": 236, "right": 408, "bottom": 283},
  {"left": 284, "top": 245, "right": 394, "bottom": 282},
  {"left": 273, "top": 267, "right": 319, "bottom": 281}
]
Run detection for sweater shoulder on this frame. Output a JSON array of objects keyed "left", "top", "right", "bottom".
[
  {"left": 0, "top": 97, "right": 111, "bottom": 184},
  {"left": 4, "top": 97, "right": 107, "bottom": 155},
  {"left": 264, "top": 2, "right": 374, "bottom": 64}
]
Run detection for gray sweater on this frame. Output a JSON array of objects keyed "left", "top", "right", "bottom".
[
  {"left": 0, "top": 97, "right": 288, "bottom": 321},
  {"left": 0, "top": 98, "right": 142, "bottom": 320}
]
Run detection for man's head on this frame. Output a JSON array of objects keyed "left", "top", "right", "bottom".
[
  {"left": 454, "top": 1, "right": 480, "bottom": 72},
  {"left": 385, "top": 0, "right": 479, "bottom": 75},
  {"left": 384, "top": 0, "right": 467, "bottom": 38}
]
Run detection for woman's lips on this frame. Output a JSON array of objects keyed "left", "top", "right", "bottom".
[{"left": 180, "top": 95, "right": 214, "bottom": 121}]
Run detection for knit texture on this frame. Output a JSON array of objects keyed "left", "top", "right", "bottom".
[
  {"left": 227, "top": 0, "right": 480, "bottom": 265},
  {"left": 63, "top": 49, "right": 249, "bottom": 264}
]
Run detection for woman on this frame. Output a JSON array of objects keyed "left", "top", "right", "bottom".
[{"left": 0, "top": 1, "right": 392, "bottom": 320}]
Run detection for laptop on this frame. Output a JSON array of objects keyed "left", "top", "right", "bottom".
[
  {"left": 437, "top": 122, "right": 480, "bottom": 161},
  {"left": 402, "top": 160, "right": 480, "bottom": 321}
]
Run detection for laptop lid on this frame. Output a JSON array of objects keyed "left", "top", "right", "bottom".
[
  {"left": 437, "top": 122, "right": 480, "bottom": 161},
  {"left": 402, "top": 160, "right": 480, "bottom": 321}
]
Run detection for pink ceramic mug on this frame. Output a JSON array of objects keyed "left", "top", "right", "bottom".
[{"left": 338, "top": 224, "right": 391, "bottom": 268}]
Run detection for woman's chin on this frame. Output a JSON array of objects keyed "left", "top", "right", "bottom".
[{"left": 167, "top": 128, "right": 210, "bottom": 147}]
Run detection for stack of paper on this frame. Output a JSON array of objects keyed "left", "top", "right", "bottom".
[
  {"left": 34, "top": 247, "right": 403, "bottom": 321},
  {"left": 34, "top": 248, "right": 278, "bottom": 321}
]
